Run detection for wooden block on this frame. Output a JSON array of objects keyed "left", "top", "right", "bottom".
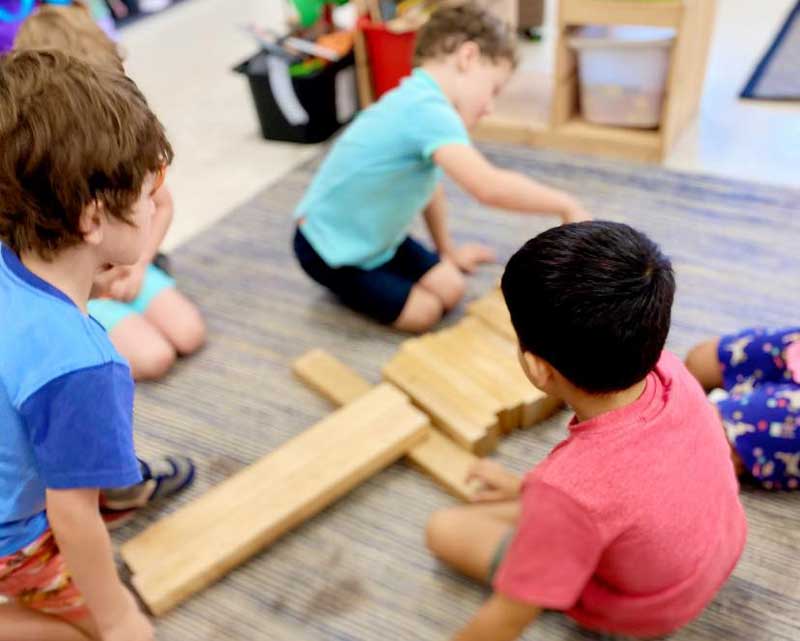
[
  {"left": 452, "top": 318, "right": 563, "bottom": 428},
  {"left": 402, "top": 337, "right": 506, "bottom": 427},
  {"left": 292, "top": 348, "right": 371, "bottom": 406},
  {"left": 559, "top": 0, "right": 684, "bottom": 28},
  {"left": 384, "top": 350, "right": 499, "bottom": 455},
  {"left": 418, "top": 331, "right": 522, "bottom": 433},
  {"left": 406, "top": 428, "right": 481, "bottom": 502},
  {"left": 466, "top": 289, "right": 516, "bottom": 342},
  {"left": 293, "top": 350, "right": 482, "bottom": 501},
  {"left": 121, "top": 384, "right": 428, "bottom": 615}
]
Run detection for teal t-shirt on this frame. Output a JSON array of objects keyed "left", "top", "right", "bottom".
[{"left": 294, "top": 69, "right": 470, "bottom": 270}]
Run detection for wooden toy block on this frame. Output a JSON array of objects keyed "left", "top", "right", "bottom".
[
  {"left": 292, "top": 350, "right": 481, "bottom": 501},
  {"left": 466, "top": 289, "right": 516, "bottom": 342},
  {"left": 451, "top": 318, "right": 563, "bottom": 428},
  {"left": 120, "top": 383, "right": 428, "bottom": 616},
  {"left": 416, "top": 331, "right": 522, "bottom": 433},
  {"left": 292, "top": 348, "right": 372, "bottom": 406},
  {"left": 383, "top": 350, "right": 499, "bottom": 455},
  {"left": 401, "top": 337, "right": 506, "bottom": 431}
]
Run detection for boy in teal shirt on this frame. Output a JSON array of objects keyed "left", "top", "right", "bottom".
[{"left": 294, "top": 3, "right": 588, "bottom": 332}]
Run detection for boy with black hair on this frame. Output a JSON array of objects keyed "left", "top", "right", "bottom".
[{"left": 426, "top": 221, "right": 747, "bottom": 640}]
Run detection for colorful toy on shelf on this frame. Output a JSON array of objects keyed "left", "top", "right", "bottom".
[{"left": 290, "top": 0, "right": 348, "bottom": 28}]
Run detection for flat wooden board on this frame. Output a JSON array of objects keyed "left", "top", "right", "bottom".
[
  {"left": 293, "top": 349, "right": 482, "bottom": 501},
  {"left": 407, "top": 429, "right": 480, "bottom": 502},
  {"left": 121, "top": 383, "right": 428, "bottom": 615}
]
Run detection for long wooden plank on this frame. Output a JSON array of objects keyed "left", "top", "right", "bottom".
[
  {"left": 123, "top": 385, "right": 410, "bottom": 574},
  {"left": 384, "top": 351, "right": 499, "bottom": 455},
  {"left": 292, "top": 350, "right": 481, "bottom": 501},
  {"left": 121, "top": 384, "right": 428, "bottom": 615}
]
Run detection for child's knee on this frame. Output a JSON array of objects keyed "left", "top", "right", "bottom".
[
  {"left": 685, "top": 339, "right": 722, "bottom": 389},
  {"left": 438, "top": 261, "right": 466, "bottom": 310},
  {"left": 172, "top": 309, "right": 206, "bottom": 355},
  {"left": 394, "top": 288, "right": 444, "bottom": 333},
  {"left": 134, "top": 342, "right": 177, "bottom": 380},
  {"left": 425, "top": 508, "right": 459, "bottom": 557}
]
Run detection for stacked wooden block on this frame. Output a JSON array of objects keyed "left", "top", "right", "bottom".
[{"left": 384, "top": 293, "right": 559, "bottom": 455}]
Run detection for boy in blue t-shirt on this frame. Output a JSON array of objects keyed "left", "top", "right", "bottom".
[
  {"left": 294, "top": 3, "right": 589, "bottom": 333},
  {"left": 0, "top": 50, "right": 188, "bottom": 639}
]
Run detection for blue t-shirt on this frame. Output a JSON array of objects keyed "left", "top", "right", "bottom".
[
  {"left": 0, "top": 245, "right": 142, "bottom": 556},
  {"left": 294, "top": 68, "right": 471, "bottom": 270}
]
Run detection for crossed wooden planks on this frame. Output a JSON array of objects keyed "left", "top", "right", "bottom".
[{"left": 293, "top": 349, "right": 482, "bottom": 502}]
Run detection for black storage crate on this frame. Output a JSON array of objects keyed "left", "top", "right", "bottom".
[{"left": 234, "top": 51, "right": 356, "bottom": 144}]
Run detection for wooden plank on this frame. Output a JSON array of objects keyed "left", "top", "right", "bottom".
[
  {"left": 406, "top": 429, "right": 481, "bottom": 501},
  {"left": 560, "top": 0, "right": 684, "bottom": 28},
  {"left": 121, "top": 384, "right": 428, "bottom": 615},
  {"left": 292, "top": 350, "right": 481, "bottom": 501},
  {"left": 384, "top": 351, "right": 499, "bottom": 455},
  {"left": 292, "top": 348, "right": 371, "bottom": 406}
]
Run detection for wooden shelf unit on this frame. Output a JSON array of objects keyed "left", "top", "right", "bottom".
[{"left": 474, "top": 0, "right": 717, "bottom": 162}]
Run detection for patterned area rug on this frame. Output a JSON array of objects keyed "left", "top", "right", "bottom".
[
  {"left": 741, "top": 0, "right": 800, "bottom": 100},
  {"left": 119, "top": 145, "right": 800, "bottom": 641}
]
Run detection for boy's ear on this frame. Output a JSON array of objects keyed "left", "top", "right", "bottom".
[
  {"left": 519, "top": 348, "right": 555, "bottom": 389},
  {"left": 79, "top": 201, "right": 104, "bottom": 246},
  {"left": 455, "top": 40, "right": 480, "bottom": 72}
]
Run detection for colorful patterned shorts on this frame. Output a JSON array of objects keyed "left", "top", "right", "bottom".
[
  {"left": 0, "top": 529, "right": 88, "bottom": 622},
  {"left": 717, "top": 327, "right": 800, "bottom": 490}
]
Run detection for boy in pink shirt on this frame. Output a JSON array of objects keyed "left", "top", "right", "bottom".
[{"left": 426, "top": 221, "right": 747, "bottom": 640}]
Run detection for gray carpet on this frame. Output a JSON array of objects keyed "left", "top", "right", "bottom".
[{"left": 119, "top": 144, "right": 800, "bottom": 641}]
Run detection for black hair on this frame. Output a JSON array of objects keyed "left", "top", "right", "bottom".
[{"left": 501, "top": 221, "right": 675, "bottom": 393}]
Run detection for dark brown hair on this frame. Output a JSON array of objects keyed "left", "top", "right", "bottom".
[
  {"left": 0, "top": 49, "right": 173, "bottom": 258},
  {"left": 414, "top": 2, "right": 518, "bottom": 67},
  {"left": 14, "top": 2, "right": 124, "bottom": 73}
]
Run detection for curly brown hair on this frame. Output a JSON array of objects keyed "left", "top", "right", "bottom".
[
  {"left": 413, "top": 2, "right": 518, "bottom": 67},
  {"left": 0, "top": 50, "right": 173, "bottom": 259},
  {"left": 14, "top": 2, "right": 124, "bottom": 73}
]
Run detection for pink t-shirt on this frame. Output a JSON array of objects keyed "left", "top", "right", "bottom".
[{"left": 494, "top": 351, "right": 747, "bottom": 637}]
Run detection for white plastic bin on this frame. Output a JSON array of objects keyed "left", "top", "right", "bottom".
[{"left": 568, "top": 26, "right": 676, "bottom": 128}]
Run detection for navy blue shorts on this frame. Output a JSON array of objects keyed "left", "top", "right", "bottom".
[{"left": 293, "top": 228, "right": 440, "bottom": 324}]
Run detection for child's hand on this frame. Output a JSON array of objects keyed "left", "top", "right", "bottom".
[
  {"left": 467, "top": 460, "right": 522, "bottom": 502},
  {"left": 108, "top": 264, "right": 147, "bottom": 303},
  {"left": 91, "top": 265, "right": 129, "bottom": 299},
  {"left": 99, "top": 592, "right": 155, "bottom": 641},
  {"left": 448, "top": 243, "right": 496, "bottom": 274},
  {"left": 561, "top": 204, "right": 592, "bottom": 224}
]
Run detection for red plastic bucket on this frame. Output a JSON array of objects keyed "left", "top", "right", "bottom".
[{"left": 359, "top": 17, "right": 417, "bottom": 99}]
